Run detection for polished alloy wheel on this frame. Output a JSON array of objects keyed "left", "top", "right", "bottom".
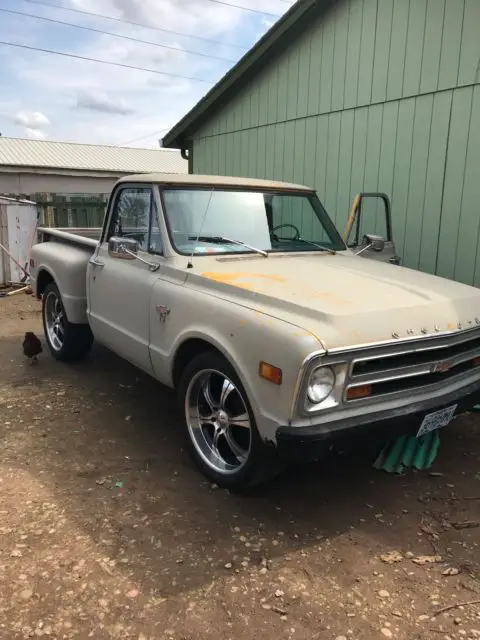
[
  {"left": 185, "top": 369, "right": 252, "bottom": 475},
  {"left": 44, "top": 290, "right": 65, "bottom": 352}
]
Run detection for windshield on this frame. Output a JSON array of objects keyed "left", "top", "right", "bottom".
[{"left": 162, "top": 188, "right": 346, "bottom": 255}]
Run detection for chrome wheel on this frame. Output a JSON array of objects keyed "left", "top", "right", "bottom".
[
  {"left": 185, "top": 369, "right": 252, "bottom": 475},
  {"left": 44, "top": 290, "right": 65, "bottom": 352}
]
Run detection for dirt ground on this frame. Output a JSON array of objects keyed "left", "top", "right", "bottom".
[{"left": 0, "top": 295, "right": 479, "bottom": 640}]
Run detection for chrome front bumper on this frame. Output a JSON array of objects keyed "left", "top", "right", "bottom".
[{"left": 277, "top": 364, "right": 480, "bottom": 462}]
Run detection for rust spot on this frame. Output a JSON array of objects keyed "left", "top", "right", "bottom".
[
  {"left": 304, "top": 289, "right": 352, "bottom": 306},
  {"left": 292, "top": 329, "right": 313, "bottom": 338}
]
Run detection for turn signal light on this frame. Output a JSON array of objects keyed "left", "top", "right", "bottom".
[
  {"left": 259, "top": 361, "right": 282, "bottom": 385},
  {"left": 347, "top": 385, "right": 372, "bottom": 400}
]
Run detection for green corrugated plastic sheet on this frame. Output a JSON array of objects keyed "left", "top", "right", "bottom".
[{"left": 373, "top": 431, "right": 441, "bottom": 474}]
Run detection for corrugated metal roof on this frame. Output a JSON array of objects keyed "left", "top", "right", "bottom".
[{"left": 0, "top": 137, "right": 187, "bottom": 174}]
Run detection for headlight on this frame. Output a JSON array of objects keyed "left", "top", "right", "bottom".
[{"left": 307, "top": 366, "right": 335, "bottom": 403}]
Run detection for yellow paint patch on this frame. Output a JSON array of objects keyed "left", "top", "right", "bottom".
[{"left": 201, "top": 271, "right": 287, "bottom": 286}]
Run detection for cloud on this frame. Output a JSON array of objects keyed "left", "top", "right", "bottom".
[
  {"left": 25, "top": 128, "right": 48, "bottom": 140},
  {"left": 256, "top": 17, "right": 276, "bottom": 40},
  {"left": 14, "top": 111, "right": 50, "bottom": 130},
  {"left": 0, "top": 0, "right": 290, "bottom": 146},
  {"left": 75, "top": 91, "right": 135, "bottom": 115}
]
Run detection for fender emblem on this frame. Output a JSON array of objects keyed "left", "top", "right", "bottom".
[{"left": 156, "top": 305, "right": 171, "bottom": 322}]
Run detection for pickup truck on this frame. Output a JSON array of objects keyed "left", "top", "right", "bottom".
[{"left": 30, "top": 173, "right": 480, "bottom": 489}]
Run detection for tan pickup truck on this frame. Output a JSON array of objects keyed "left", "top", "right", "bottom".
[{"left": 30, "top": 173, "right": 480, "bottom": 489}]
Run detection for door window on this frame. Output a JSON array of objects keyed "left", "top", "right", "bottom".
[{"left": 107, "top": 187, "right": 162, "bottom": 254}]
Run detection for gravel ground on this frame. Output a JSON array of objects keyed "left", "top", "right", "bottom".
[{"left": 0, "top": 294, "right": 479, "bottom": 640}]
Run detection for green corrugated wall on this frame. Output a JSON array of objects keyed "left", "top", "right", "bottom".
[{"left": 189, "top": 0, "right": 480, "bottom": 285}]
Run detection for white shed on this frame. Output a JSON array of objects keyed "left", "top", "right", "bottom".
[{"left": 0, "top": 196, "right": 37, "bottom": 287}]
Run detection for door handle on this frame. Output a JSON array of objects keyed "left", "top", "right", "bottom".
[{"left": 90, "top": 258, "right": 105, "bottom": 268}]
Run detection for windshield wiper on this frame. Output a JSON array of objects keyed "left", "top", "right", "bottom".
[
  {"left": 295, "top": 238, "right": 336, "bottom": 254},
  {"left": 188, "top": 235, "right": 268, "bottom": 258}
]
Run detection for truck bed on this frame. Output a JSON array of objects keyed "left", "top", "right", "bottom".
[
  {"left": 37, "top": 227, "right": 101, "bottom": 249},
  {"left": 31, "top": 228, "right": 101, "bottom": 326}
]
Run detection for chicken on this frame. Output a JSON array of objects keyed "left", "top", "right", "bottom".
[{"left": 22, "top": 331, "right": 42, "bottom": 364}]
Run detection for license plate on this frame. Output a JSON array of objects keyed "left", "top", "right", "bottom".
[{"left": 416, "top": 404, "right": 457, "bottom": 438}]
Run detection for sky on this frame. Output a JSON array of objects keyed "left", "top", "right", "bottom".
[{"left": 0, "top": 0, "right": 292, "bottom": 148}]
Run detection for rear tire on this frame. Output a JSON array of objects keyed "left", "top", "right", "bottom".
[
  {"left": 42, "top": 282, "right": 93, "bottom": 362},
  {"left": 177, "top": 351, "right": 282, "bottom": 491}
]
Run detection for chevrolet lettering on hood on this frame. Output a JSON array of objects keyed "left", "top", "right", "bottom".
[{"left": 392, "top": 317, "right": 480, "bottom": 340}]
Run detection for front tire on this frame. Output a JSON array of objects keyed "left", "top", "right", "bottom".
[
  {"left": 42, "top": 282, "right": 93, "bottom": 362},
  {"left": 178, "top": 351, "right": 281, "bottom": 490}
]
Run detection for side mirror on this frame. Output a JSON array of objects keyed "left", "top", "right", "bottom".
[
  {"left": 355, "top": 234, "right": 385, "bottom": 256},
  {"left": 363, "top": 234, "right": 385, "bottom": 252},
  {"left": 108, "top": 236, "right": 138, "bottom": 260},
  {"left": 107, "top": 235, "right": 161, "bottom": 272}
]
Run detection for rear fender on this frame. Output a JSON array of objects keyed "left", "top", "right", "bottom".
[{"left": 31, "top": 242, "right": 93, "bottom": 324}]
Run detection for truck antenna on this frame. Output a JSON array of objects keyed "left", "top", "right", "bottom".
[{"left": 187, "top": 188, "right": 214, "bottom": 269}]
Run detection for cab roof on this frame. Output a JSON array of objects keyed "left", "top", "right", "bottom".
[{"left": 117, "top": 173, "right": 313, "bottom": 192}]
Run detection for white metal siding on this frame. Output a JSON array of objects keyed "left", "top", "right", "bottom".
[
  {"left": 0, "top": 171, "right": 123, "bottom": 195},
  {"left": 0, "top": 199, "right": 37, "bottom": 286},
  {"left": 0, "top": 204, "right": 7, "bottom": 287}
]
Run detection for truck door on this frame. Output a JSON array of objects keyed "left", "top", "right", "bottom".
[
  {"left": 344, "top": 193, "right": 400, "bottom": 265},
  {"left": 87, "top": 184, "right": 163, "bottom": 373}
]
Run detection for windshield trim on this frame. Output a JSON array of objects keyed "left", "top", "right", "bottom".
[{"left": 159, "top": 186, "right": 347, "bottom": 257}]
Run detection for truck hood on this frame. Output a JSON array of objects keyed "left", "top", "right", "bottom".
[{"left": 189, "top": 253, "right": 480, "bottom": 350}]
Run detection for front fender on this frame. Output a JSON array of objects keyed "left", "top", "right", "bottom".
[{"left": 149, "top": 283, "right": 323, "bottom": 443}]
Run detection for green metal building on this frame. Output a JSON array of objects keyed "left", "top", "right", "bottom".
[{"left": 163, "top": 0, "right": 480, "bottom": 285}]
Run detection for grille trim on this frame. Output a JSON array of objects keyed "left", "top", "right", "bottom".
[
  {"left": 328, "top": 323, "right": 480, "bottom": 354},
  {"left": 345, "top": 328, "right": 480, "bottom": 402}
]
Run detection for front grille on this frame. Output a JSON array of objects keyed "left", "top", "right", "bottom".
[{"left": 346, "top": 328, "right": 480, "bottom": 401}]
